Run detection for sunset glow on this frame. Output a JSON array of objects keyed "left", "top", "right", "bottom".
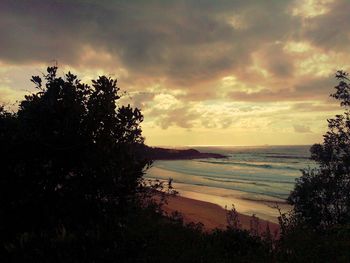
[{"left": 1, "top": 0, "right": 349, "bottom": 146}]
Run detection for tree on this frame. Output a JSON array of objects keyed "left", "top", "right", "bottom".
[
  {"left": 288, "top": 71, "right": 350, "bottom": 228},
  {"left": 0, "top": 66, "right": 149, "bottom": 260},
  {"left": 0, "top": 66, "right": 278, "bottom": 263}
]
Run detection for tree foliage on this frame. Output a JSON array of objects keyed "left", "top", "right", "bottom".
[
  {"left": 0, "top": 66, "right": 149, "bottom": 261},
  {"left": 275, "top": 71, "right": 350, "bottom": 262},
  {"left": 0, "top": 66, "right": 280, "bottom": 262},
  {"left": 288, "top": 71, "right": 350, "bottom": 229}
]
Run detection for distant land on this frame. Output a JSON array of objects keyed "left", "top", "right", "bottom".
[{"left": 142, "top": 146, "right": 226, "bottom": 160}]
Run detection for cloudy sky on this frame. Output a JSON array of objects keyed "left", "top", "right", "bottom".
[{"left": 1, "top": 0, "right": 349, "bottom": 146}]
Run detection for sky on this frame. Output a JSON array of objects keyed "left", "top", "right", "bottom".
[{"left": 0, "top": 0, "right": 349, "bottom": 146}]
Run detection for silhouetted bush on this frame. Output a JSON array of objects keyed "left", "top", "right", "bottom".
[
  {"left": 277, "top": 71, "right": 350, "bottom": 262},
  {"left": 288, "top": 71, "right": 350, "bottom": 229},
  {"left": 0, "top": 66, "right": 149, "bottom": 261},
  {"left": 0, "top": 67, "right": 274, "bottom": 262}
]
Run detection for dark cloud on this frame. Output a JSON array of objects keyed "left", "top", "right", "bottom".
[
  {"left": 301, "top": 0, "right": 350, "bottom": 52},
  {"left": 0, "top": 0, "right": 348, "bottom": 137},
  {"left": 0, "top": 0, "right": 298, "bottom": 87},
  {"left": 155, "top": 107, "right": 199, "bottom": 129},
  {"left": 258, "top": 43, "right": 295, "bottom": 78},
  {"left": 122, "top": 91, "right": 156, "bottom": 110},
  {"left": 228, "top": 75, "right": 337, "bottom": 102}
]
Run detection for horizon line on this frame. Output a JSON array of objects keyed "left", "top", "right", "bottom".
[{"left": 147, "top": 144, "right": 314, "bottom": 148}]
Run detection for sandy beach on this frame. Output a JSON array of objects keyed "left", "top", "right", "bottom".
[
  {"left": 146, "top": 153, "right": 299, "bottom": 237},
  {"left": 161, "top": 193, "right": 280, "bottom": 237},
  {"left": 147, "top": 166, "right": 292, "bottom": 223}
]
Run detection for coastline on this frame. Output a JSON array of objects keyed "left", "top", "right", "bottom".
[
  {"left": 145, "top": 147, "right": 299, "bottom": 236},
  {"left": 147, "top": 166, "right": 292, "bottom": 223},
  {"left": 161, "top": 193, "right": 280, "bottom": 236}
]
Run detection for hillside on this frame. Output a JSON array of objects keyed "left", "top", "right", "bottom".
[{"left": 142, "top": 146, "right": 226, "bottom": 160}]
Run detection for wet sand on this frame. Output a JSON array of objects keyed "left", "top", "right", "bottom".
[
  {"left": 161, "top": 193, "right": 280, "bottom": 237},
  {"left": 147, "top": 166, "right": 292, "bottom": 223}
]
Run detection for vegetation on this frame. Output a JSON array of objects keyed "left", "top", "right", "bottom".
[
  {"left": 2, "top": 66, "right": 350, "bottom": 262},
  {"left": 140, "top": 146, "right": 226, "bottom": 160},
  {"left": 288, "top": 71, "right": 350, "bottom": 227},
  {"left": 0, "top": 66, "right": 151, "bottom": 261},
  {"left": 289, "top": 71, "right": 350, "bottom": 228},
  {"left": 0, "top": 67, "right": 272, "bottom": 262},
  {"left": 277, "top": 71, "right": 350, "bottom": 262}
]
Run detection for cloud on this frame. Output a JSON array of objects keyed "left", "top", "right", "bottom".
[
  {"left": 154, "top": 106, "right": 200, "bottom": 129},
  {"left": 228, "top": 75, "right": 337, "bottom": 102},
  {"left": 299, "top": 0, "right": 350, "bottom": 52},
  {"left": 0, "top": 0, "right": 349, "bottom": 144},
  {"left": 290, "top": 102, "right": 339, "bottom": 112},
  {"left": 120, "top": 91, "right": 156, "bottom": 110},
  {"left": 293, "top": 124, "right": 312, "bottom": 133},
  {"left": 254, "top": 43, "right": 295, "bottom": 78},
  {"left": 0, "top": 0, "right": 298, "bottom": 86}
]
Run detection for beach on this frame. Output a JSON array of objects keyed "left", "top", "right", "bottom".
[
  {"left": 146, "top": 146, "right": 311, "bottom": 230},
  {"left": 148, "top": 167, "right": 292, "bottom": 223},
  {"left": 161, "top": 193, "right": 280, "bottom": 236}
]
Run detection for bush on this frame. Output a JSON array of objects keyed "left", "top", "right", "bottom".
[
  {"left": 278, "top": 71, "right": 350, "bottom": 262},
  {"left": 288, "top": 71, "right": 350, "bottom": 229},
  {"left": 0, "top": 66, "right": 148, "bottom": 261}
]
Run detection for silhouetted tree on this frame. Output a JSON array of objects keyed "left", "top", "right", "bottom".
[
  {"left": 0, "top": 66, "right": 275, "bottom": 263},
  {"left": 0, "top": 66, "right": 149, "bottom": 261},
  {"left": 288, "top": 71, "right": 350, "bottom": 229}
]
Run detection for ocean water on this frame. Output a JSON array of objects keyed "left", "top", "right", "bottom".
[{"left": 146, "top": 145, "right": 316, "bottom": 221}]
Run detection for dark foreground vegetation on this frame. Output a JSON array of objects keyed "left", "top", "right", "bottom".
[{"left": 1, "top": 67, "right": 350, "bottom": 262}]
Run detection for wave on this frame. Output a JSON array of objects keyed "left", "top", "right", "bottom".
[
  {"left": 146, "top": 174, "right": 290, "bottom": 200},
  {"left": 263, "top": 155, "right": 310, "bottom": 159},
  {"left": 204, "top": 177, "right": 271, "bottom": 187},
  {"left": 203, "top": 176, "right": 295, "bottom": 185},
  {"left": 147, "top": 146, "right": 313, "bottom": 201},
  {"left": 197, "top": 160, "right": 300, "bottom": 171},
  {"left": 153, "top": 164, "right": 297, "bottom": 185}
]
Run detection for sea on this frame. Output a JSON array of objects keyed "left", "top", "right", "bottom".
[{"left": 146, "top": 145, "right": 317, "bottom": 222}]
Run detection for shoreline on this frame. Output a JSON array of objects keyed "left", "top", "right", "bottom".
[
  {"left": 146, "top": 155, "right": 295, "bottom": 236},
  {"left": 147, "top": 165, "right": 292, "bottom": 223},
  {"left": 176, "top": 186, "right": 289, "bottom": 224},
  {"left": 161, "top": 193, "right": 280, "bottom": 237}
]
